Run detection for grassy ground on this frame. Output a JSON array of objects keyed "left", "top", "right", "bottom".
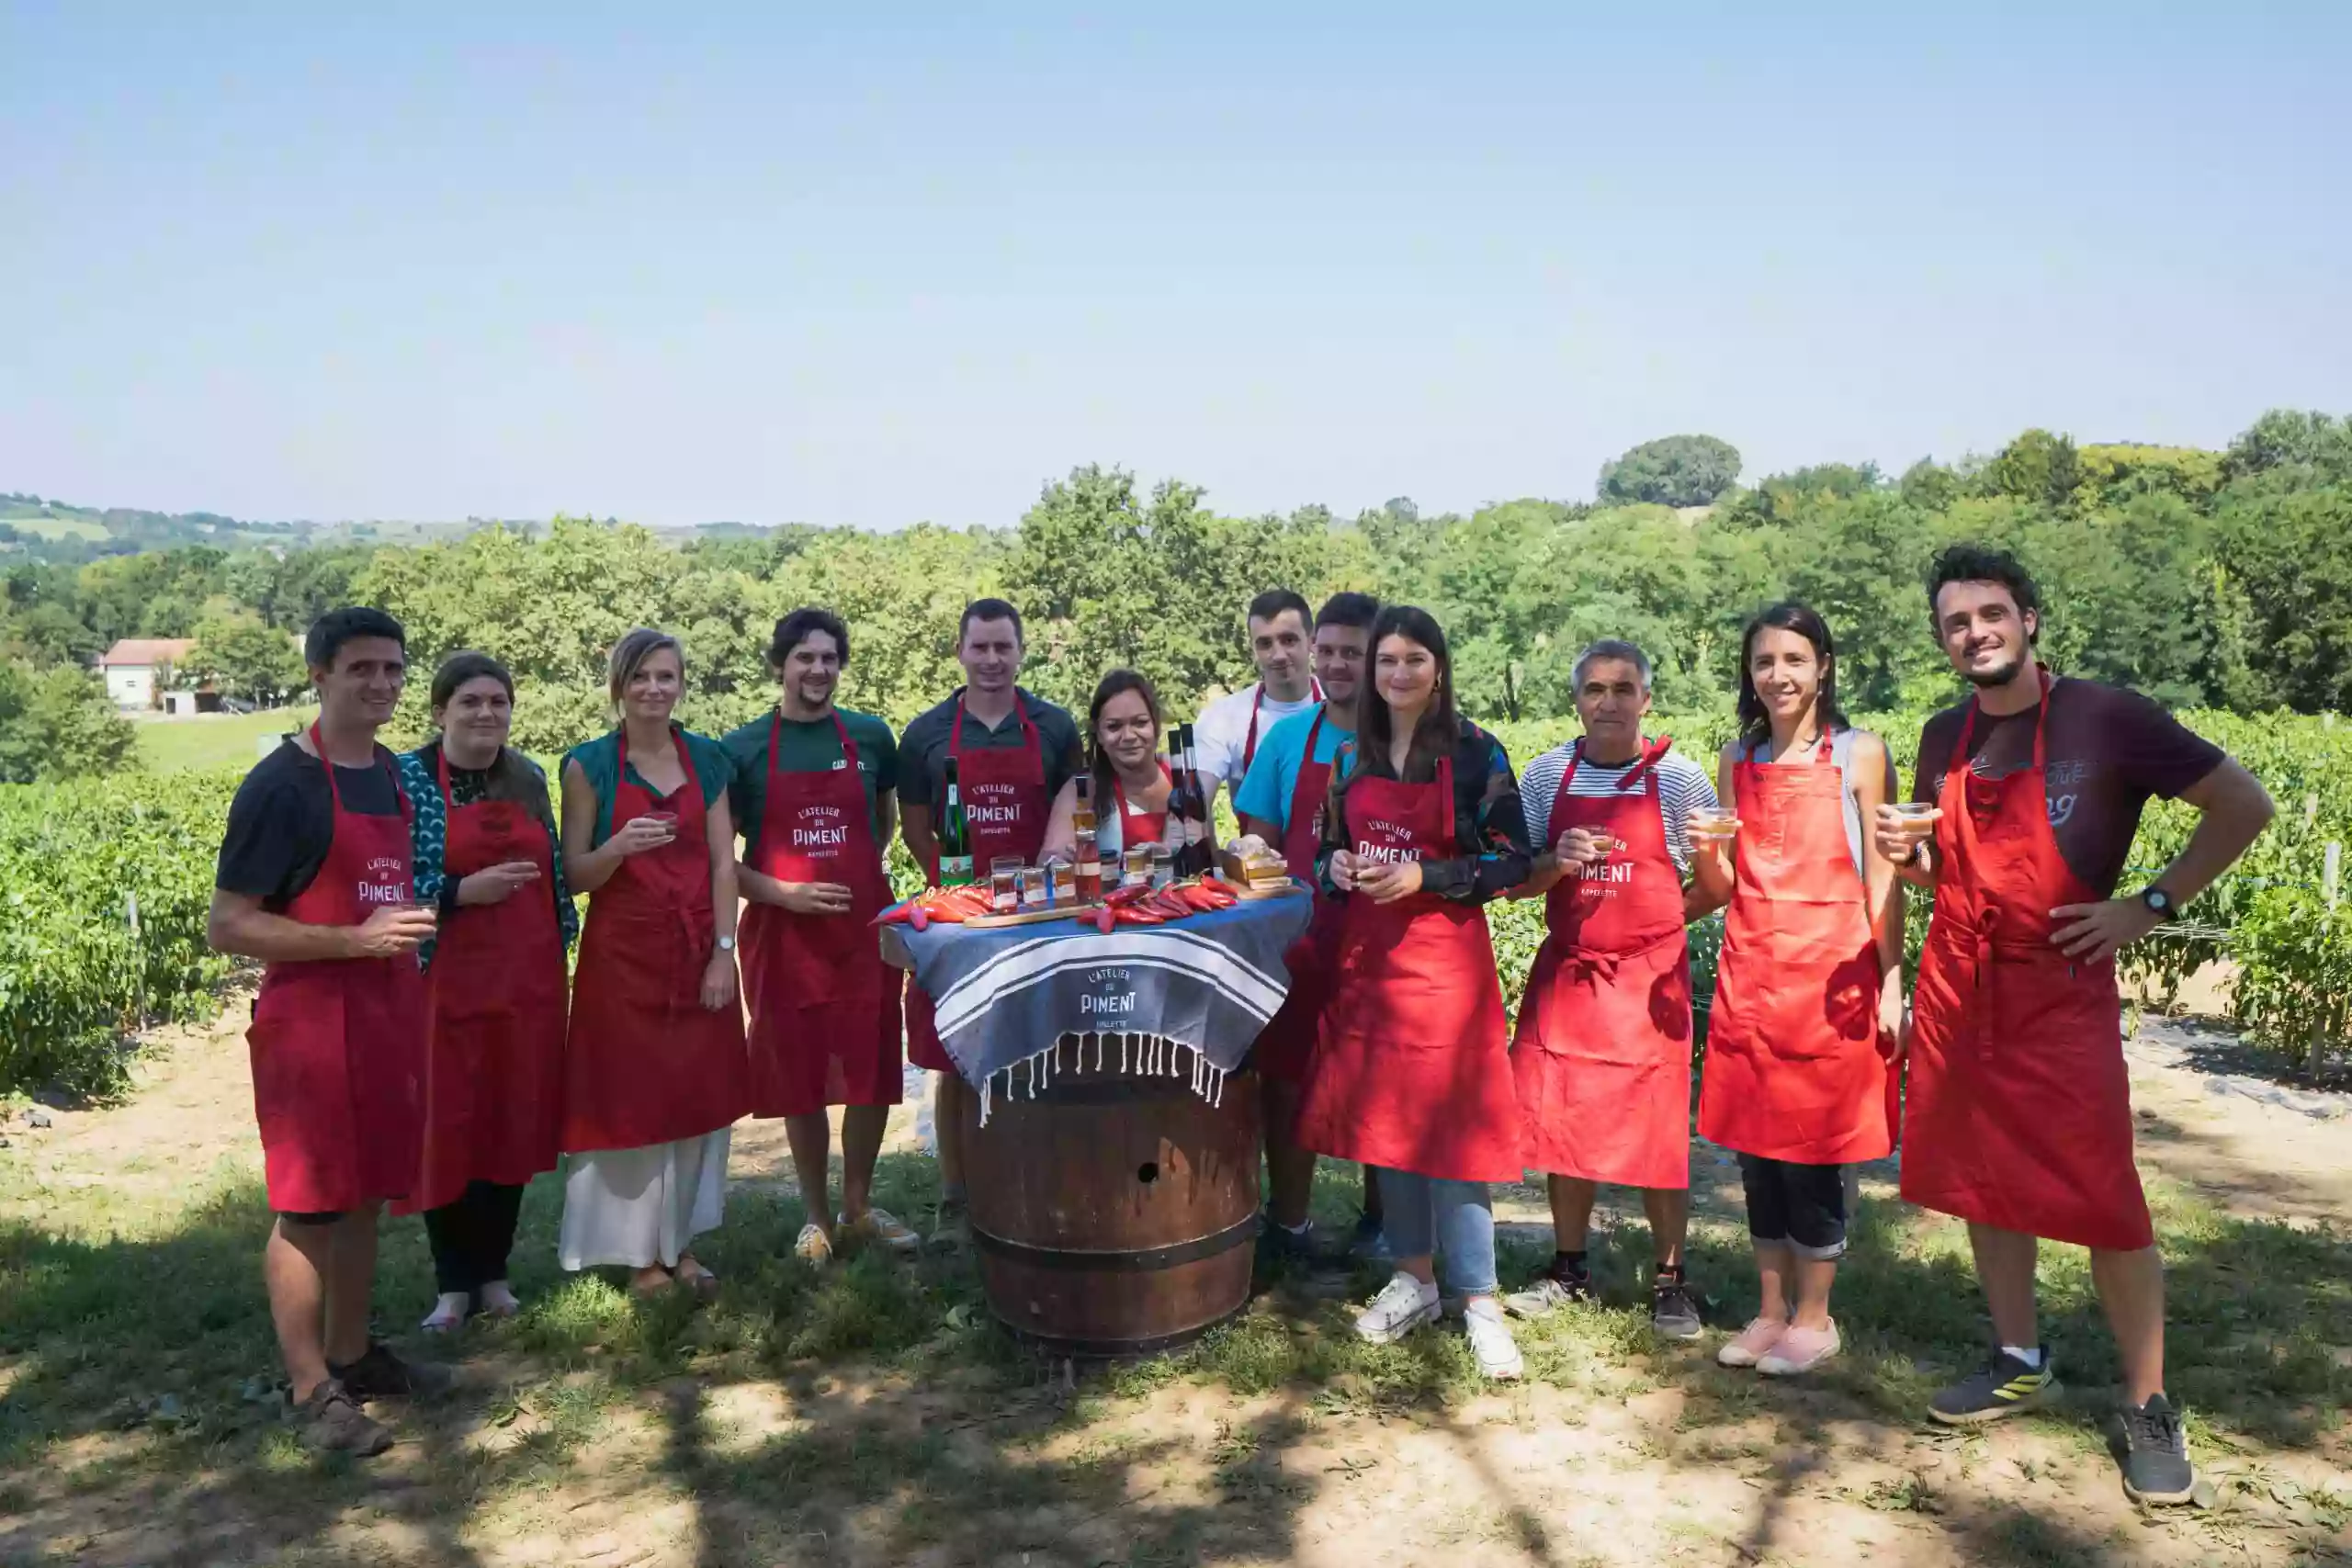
[
  {"left": 131, "top": 708, "right": 308, "bottom": 773},
  {"left": 1, "top": 1020, "right": 2347, "bottom": 1567}
]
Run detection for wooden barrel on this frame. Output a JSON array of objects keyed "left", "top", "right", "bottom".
[{"left": 961, "top": 1041, "right": 1261, "bottom": 1358}]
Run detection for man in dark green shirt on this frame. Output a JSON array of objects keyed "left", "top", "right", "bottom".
[
  {"left": 895, "top": 598, "right": 1084, "bottom": 1245},
  {"left": 725, "top": 607, "right": 917, "bottom": 1266}
]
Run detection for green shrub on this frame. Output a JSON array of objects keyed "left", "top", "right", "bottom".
[{"left": 0, "top": 775, "right": 238, "bottom": 1095}]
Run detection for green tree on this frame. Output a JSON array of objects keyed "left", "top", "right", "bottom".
[
  {"left": 1597, "top": 435, "right": 1742, "bottom": 508},
  {"left": 1981, "top": 428, "right": 2083, "bottom": 511},
  {"left": 2222, "top": 409, "right": 2352, "bottom": 484},
  {"left": 186, "top": 615, "right": 307, "bottom": 706},
  {"left": 2216, "top": 485, "right": 2352, "bottom": 713},
  {"left": 0, "top": 662, "right": 139, "bottom": 783}
]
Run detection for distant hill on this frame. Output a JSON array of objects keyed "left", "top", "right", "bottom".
[{"left": 0, "top": 493, "right": 785, "bottom": 562}]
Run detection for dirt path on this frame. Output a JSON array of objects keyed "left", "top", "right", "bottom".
[{"left": 3, "top": 1005, "right": 2347, "bottom": 1568}]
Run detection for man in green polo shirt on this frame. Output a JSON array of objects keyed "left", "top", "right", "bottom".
[{"left": 725, "top": 607, "right": 917, "bottom": 1265}]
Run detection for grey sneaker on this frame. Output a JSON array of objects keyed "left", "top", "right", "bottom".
[
  {"left": 290, "top": 1379, "right": 391, "bottom": 1456},
  {"left": 1353, "top": 1271, "right": 1442, "bottom": 1345},
  {"left": 2119, "top": 1394, "right": 2196, "bottom": 1506},
  {"left": 1462, "top": 1298, "right": 1524, "bottom": 1381},
  {"left": 1503, "top": 1269, "right": 1593, "bottom": 1319},
  {"left": 1650, "top": 1274, "right": 1702, "bottom": 1341}
]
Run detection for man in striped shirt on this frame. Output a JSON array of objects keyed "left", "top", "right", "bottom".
[{"left": 1505, "top": 640, "right": 1730, "bottom": 1340}]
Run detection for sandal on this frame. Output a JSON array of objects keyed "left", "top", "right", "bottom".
[
  {"left": 674, "top": 1256, "right": 721, "bottom": 1302},
  {"left": 478, "top": 1280, "right": 523, "bottom": 1319},
  {"left": 628, "top": 1265, "right": 677, "bottom": 1299}
]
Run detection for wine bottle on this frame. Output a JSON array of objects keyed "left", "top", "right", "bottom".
[
  {"left": 939, "top": 756, "right": 975, "bottom": 887},
  {"left": 1176, "top": 723, "right": 1207, "bottom": 876}
]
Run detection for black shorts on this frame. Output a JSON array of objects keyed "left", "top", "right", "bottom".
[
  {"left": 277, "top": 1210, "right": 347, "bottom": 1225},
  {"left": 1736, "top": 1155, "right": 1849, "bottom": 1259}
]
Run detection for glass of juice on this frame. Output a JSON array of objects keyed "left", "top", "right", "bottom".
[
  {"left": 1018, "top": 865, "right": 1050, "bottom": 910},
  {"left": 1046, "top": 858, "right": 1077, "bottom": 905},
  {"left": 1149, "top": 844, "right": 1176, "bottom": 887},
  {"left": 1122, "top": 844, "right": 1152, "bottom": 887},
  {"left": 1687, "top": 807, "right": 1740, "bottom": 840}
]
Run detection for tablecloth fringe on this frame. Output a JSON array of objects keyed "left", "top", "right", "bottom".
[{"left": 977, "top": 1032, "right": 1230, "bottom": 1127}]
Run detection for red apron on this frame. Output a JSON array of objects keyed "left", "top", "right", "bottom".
[
  {"left": 1110, "top": 760, "right": 1170, "bottom": 849},
  {"left": 1252, "top": 711, "right": 1342, "bottom": 1085},
  {"left": 1903, "top": 672, "right": 2152, "bottom": 1250},
  {"left": 247, "top": 727, "right": 428, "bottom": 1213},
  {"left": 1240, "top": 678, "right": 1322, "bottom": 773},
  {"left": 907, "top": 695, "right": 1051, "bottom": 1074},
  {"left": 1295, "top": 756, "right": 1521, "bottom": 1182},
  {"left": 1699, "top": 735, "right": 1892, "bottom": 1165},
  {"left": 1511, "top": 740, "right": 1693, "bottom": 1189},
  {"left": 397, "top": 747, "right": 569, "bottom": 1214},
  {"left": 741, "top": 712, "right": 904, "bottom": 1117},
  {"left": 561, "top": 728, "right": 749, "bottom": 1153}
]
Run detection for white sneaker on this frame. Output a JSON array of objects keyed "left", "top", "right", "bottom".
[
  {"left": 1354, "top": 1271, "right": 1442, "bottom": 1345},
  {"left": 1463, "top": 1298, "right": 1524, "bottom": 1381}
]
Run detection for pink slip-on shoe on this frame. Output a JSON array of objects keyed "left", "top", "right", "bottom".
[
  {"left": 1758, "top": 1321, "right": 1841, "bottom": 1376},
  {"left": 1717, "top": 1316, "right": 1787, "bottom": 1369}
]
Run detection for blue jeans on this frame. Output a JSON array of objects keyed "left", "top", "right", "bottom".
[{"left": 1376, "top": 1168, "right": 1498, "bottom": 1295}]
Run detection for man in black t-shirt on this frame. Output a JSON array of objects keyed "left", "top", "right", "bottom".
[
  {"left": 1876, "top": 546, "right": 2273, "bottom": 1506},
  {"left": 209, "top": 608, "right": 447, "bottom": 1457}
]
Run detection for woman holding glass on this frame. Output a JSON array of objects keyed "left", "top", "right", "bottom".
[
  {"left": 558, "top": 629, "right": 748, "bottom": 1299},
  {"left": 1291, "top": 606, "right": 1533, "bottom": 1381}
]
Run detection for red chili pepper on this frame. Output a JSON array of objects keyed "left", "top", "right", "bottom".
[{"left": 909, "top": 905, "right": 931, "bottom": 932}]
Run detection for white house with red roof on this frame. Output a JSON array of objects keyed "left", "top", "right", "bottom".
[{"left": 97, "top": 637, "right": 198, "bottom": 710}]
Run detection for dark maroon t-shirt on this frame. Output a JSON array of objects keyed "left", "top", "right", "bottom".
[{"left": 1909, "top": 676, "right": 2224, "bottom": 898}]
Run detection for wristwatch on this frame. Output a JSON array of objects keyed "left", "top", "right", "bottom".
[
  {"left": 715, "top": 935, "right": 738, "bottom": 952},
  {"left": 2139, "top": 887, "right": 2178, "bottom": 922}
]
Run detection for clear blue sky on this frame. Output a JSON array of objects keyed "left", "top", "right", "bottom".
[{"left": 3, "top": 3, "right": 2346, "bottom": 529}]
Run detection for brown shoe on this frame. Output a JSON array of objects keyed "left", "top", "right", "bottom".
[
  {"left": 291, "top": 1379, "right": 391, "bottom": 1456},
  {"left": 329, "top": 1341, "right": 454, "bottom": 1402}
]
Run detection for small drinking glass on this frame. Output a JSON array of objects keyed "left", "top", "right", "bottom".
[
  {"left": 1122, "top": 844, "right": 1153, "bottom": 887},
  {"left": 1018, "top": 865, "right": 1050, "bottom": 910},
  {"left": 1046, "top": 858, "right": 1077, "bottom": 904},
  {"left": 1148, "top": 844, "right": 1176, "bottom": 888},
  {"left": 989, "top": 856, "right": 1023, "bottom": 913},
  {"left": 1687, "top": 807, "right": 1741, "bottom": 840}
]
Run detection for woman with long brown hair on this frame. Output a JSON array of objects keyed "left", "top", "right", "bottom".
[
  {"left": 1293, "top": 605, "right": 1532, "bottom": 1380},
  {"left": 1701, "top": 602, "right": 1903, "bottom": 1376},
  {"left": 1040, "top": 668, "right": 1172, "bottom": 862},
  {"left": 558, "top": 629, "right": 748, "bottom": 1299},
  {"left": 396, "top": 651, "right": 576, "bottom": 1331}
]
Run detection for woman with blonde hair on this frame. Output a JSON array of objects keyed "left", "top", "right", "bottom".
[{"left": 558, "top": 629, "right": 748, "bottom": 1298}]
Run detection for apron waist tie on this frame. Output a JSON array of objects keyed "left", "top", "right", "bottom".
[{"left": 1561, "top": 926, "right": 1683, "bottom": 985}]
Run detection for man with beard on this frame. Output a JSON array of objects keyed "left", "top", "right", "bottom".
[
  {"left": 897, "top": 600, "right": 1084, "bottom": 1245},
  {"left": 1876, "top": 544, "right": 2273, "bottom": 1506},
  {"left": 208, "top": 607, "right": 449, "bottom": 1456},
  {"left": 726, "top": 607, "right": 916, "bottom": 1266},
  {"left": 1233, "top": 591, "right": 1387, "bottom": 1261}
]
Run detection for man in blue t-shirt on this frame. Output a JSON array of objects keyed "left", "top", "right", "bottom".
[{"left": 1232, "top": 592, "right": 1389, "bottom": 1265}]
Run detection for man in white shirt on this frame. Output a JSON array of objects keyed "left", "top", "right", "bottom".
[{"left": 1191, "top": 589, "right": 1323, "bottom": 816}]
